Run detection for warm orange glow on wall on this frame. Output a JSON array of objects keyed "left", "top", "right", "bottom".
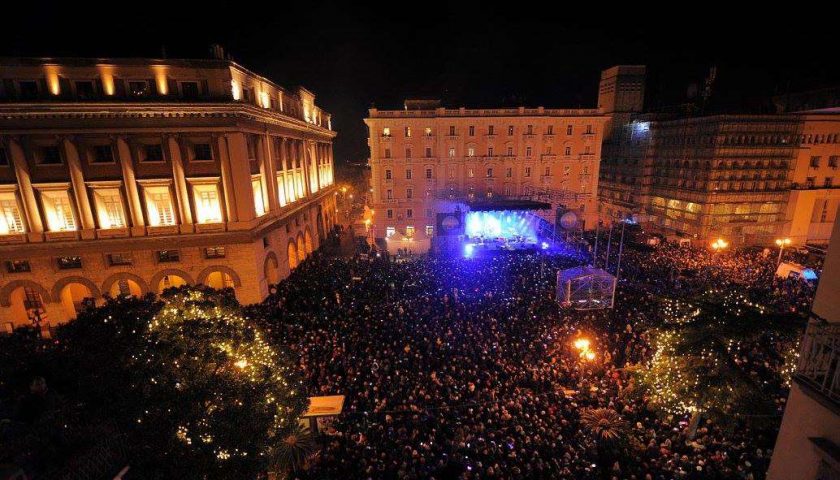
[
  {"left": 259, "top": 91, "right": 270, "bottom": 108},
  {"left": 153, "top": 66, "right": 169, "bottom": 95},
  {"left": 44, "top": 65, "right": 61, "bottom": 95},
  {"left": 98, "top": 65, "right": 116, "bottom": 96},
  {"left": 231, "top": 80, "right": 242, "bottom": 100}
]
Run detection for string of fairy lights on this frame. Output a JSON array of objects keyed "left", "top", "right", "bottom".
[
  {"left": 640, "top": 290, "right": 797, "bottom": 417},
  {"left": 134, "top": 289, "right": 306, "bottom": 462}
]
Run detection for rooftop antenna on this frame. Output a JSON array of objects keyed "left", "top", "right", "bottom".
[{"left": 701, "top": 65, "right": 717, "bottom": 114}]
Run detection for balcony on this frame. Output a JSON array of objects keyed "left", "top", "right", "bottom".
[{"left": 795, "top": 320, "right": 840, "bottom": 406}]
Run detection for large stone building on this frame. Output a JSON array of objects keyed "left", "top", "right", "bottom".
[
  {"left": 598, "top": 67, "right": 840, "bottom": 246},
  {"left": 365, "top": 100, "right": 607, "bottom": 252},
  {"left": 0, "top": 55, "right": 337, "bottom": 328}
]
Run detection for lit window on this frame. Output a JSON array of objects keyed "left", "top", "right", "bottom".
[
  {"left": 386, "top": 226, "right": 395, "bottom": 237},
  {"left": 383, "top": 127, "right": 391, "bottom": 137},
  {"left": 144, "top": 186, "right": 176, "bottom": 226},
  {"left": 425, "top": 127, "right": 432, "bottom": 136},
  {"left": 468, "top": 147, "right": 475, "bottom": 157},
  {"left": 277, "top": 175, "right": 288, "bottom": 207},
  {"left": 448, "top": 148, "right": 455, "bottom": 158},
  {"left": 425, "top": 225, "right": 434, "bottom": 236},
  {"left": 405, "top": 126, "right": 411, "bottom": 137},
  {"left": 192, "top": 184, "right": 222, "bottom": 224},
  {"left": 93, "top": 188, "right": 126, "bottom": 229},
  {"left": 252, "top": 177, "right": 266, "bottom": 216},
  {"left": 406, "top": 225, "right": 415, "bottom": 237},
  {"left": 41, "top": 189, "right": 76, "bottom": 231},
  {"left": 0, "top": 192, "right": 25, "bottom": 235}
]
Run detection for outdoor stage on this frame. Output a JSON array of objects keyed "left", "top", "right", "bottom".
[{"left": 432, "top": 198, "right": 563, "bottom": 258}]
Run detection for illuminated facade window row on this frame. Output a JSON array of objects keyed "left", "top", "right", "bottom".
[{"left": 0, "top": 56, "right": 338, "bottom": 328}]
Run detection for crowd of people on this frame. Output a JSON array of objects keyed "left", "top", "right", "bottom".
[{"left": 251, "top": 230, "right": 818, "bottom": 480}]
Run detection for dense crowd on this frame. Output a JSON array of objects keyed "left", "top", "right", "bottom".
[{"left": 253, "top": 233, "right": 817, "bottom": 480}]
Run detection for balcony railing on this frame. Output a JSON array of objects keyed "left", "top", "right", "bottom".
[{"left": 796, "top": 320, "right": 840, "bottom": 404}]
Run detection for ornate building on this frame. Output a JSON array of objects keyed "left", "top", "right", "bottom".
[
  {"left": 0, "top": 56, "right": 337, "bottom": 328},
  {"left": 365, "top": 100, "right": 606, "bottom": 252}
]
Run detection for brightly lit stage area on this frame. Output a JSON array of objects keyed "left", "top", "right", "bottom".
[
  {"left": 430, "top": 199, "right": 582, "bottom": 259},
  {"left": 556, "top": 266, "right": 616, "bottom": 310},
  {"left": 462, "top": 210, "right": 545, "bottom": 257}
]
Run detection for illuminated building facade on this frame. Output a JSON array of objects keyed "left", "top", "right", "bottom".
[
  {"left": 598, "top": 66, "right": 840, "bottom": 245},
  {"left": 0, "top": 56, "right": 337, "bottom": 328},
  {"left": 365, "top": 100, "right": 607, "bottom": 252}
]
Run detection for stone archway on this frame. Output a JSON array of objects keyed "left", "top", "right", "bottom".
[
  {"left": 0, "top": 279, "right": 51, "bottom": 307},
  {"left": 52, "top": 276, "right": 101, "bottom": 319},
  {"left": 304, "top": 228, "right": 314, "bottom": 255},
  {"left": 287, "top": 240, "right": 299, "bottom": 270},
  {"left": 196, "top": 265, "right": 242, "bottom": 289},
  {"left": 264, "top": 251, "right": 280, "bottom": 285},
  {"left": 296, "top": 232, "right": 306, "bottom": 261},
  {"left": 150, "top": 268, "right": 195, "bottom": 293},
  {"left": 51, "top": 276, "right": 101, "bottom": 303},
  {"left": 101, "top": 272, "right": 150, "bottom": 298}
]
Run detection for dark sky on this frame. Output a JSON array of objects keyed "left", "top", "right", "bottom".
[{"left": 2, "top": 2, "right": 836, "bottom": 164}]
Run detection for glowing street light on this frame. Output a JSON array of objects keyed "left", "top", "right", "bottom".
[
  {"left": 584, "top": 351, "right": 596, "bottom": 362},
  {"left": 775, "top": 237, "right": 791, "bottom": 265},
  {"left": 573, "top": 338, "right": 591, "bottom": 352},
  {"left": 710, "top": 238, "right": 728, "bottom": 252}
]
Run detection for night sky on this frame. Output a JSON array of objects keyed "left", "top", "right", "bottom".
[{"left": 2, "top": 2, "right": 836, "bottom": 165}]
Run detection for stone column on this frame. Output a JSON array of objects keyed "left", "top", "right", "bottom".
[
  {"left": 62, "top": 137, "right": 95, "bottom": 238},
  {"left": 217, "top": 135, "right": 238, "bottom": 223},
  {"left": 301, "top": 139, "right": 312, "bottom": 198},
  {"left": 116, "top": 137, "right": 146, "bottom": 235},
  {"left": 327, "top": 143, "right": 335, "bottom": 185},
  {"left": 259, "top": 134, "right": 280, "bottom": 213},
  {"left": 8, "top": 137, "right": 44, "bottom": 240},
  {"left": 219, "top": 133, "right": 257, "bottom": 225},
  {"left": 167, "top": 136, "right": 194, "bottom": 232}
]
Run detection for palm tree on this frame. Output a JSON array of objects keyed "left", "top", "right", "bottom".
[
  {"left": 272, "top": 423, "right": 316, "bottom": 477},
  {"left": 580, "top": 408, "right": 628, "bottom": 479},
  {"left": 581, "top": 408, "right": 627, "bottom": 443}
]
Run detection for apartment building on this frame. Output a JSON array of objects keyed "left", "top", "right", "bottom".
[{"left": 365, "top": 100, "right": 606, "bottom": 252}]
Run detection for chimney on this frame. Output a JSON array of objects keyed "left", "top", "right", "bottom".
[{"left": 210, "top": 44, "right": 226, "bottom": 60}]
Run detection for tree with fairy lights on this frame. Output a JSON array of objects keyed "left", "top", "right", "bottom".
[
  {"left": 637, "top": 290, "right": 803, "bottom": 427},
  {"left": 129, "top": 287, "right": 310, "bottom": 478}
]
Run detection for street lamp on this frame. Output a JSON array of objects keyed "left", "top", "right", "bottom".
[
  {"left": 710, "top": 238, "right": 728, "bottom": 253},
  {"left": 775, "top": 238, "right": 791, "bottom": 265}
]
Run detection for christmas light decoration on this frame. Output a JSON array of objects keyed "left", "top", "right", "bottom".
[{"left": 132, "top": 288, "right": 308, "bottom": 475}]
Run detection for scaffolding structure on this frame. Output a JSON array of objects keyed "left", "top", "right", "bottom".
[
  {"left": 600, "top": 112, "right": 803, "bottom": 244},
  {"left": 556, "top": 266, "right": 616, "bottom": 310}
]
